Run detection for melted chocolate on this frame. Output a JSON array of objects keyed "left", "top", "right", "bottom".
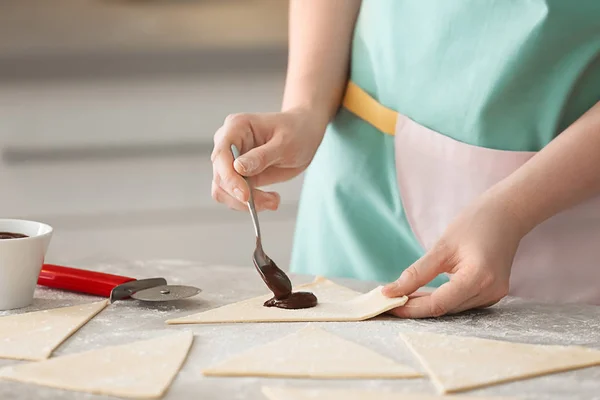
[
  {"left": 254, "top": 258, "right": 293, "bottom": 300},
  {"left": 264, "top": 291, "right": 318, "bottom": 309},
  {"left": 255, "top": 251, "right": 318, "bottom": 310},
  {"left": 0, "top": 232, "right": 28, "bottom": 240}
]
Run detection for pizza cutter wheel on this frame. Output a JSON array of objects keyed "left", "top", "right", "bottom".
[
  {"left": 114, "top": 279, "right": 201, "bottom": 302},
  {"left": 38, "top": 264, "right": 201, "bottom": 303}
]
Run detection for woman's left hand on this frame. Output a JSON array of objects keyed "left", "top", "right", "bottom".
[{"left": 382, "top": 191, "right": 526, "bottom": 318}]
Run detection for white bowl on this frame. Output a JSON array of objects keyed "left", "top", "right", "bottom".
[{"left": 0, "top": 219, "right": 53, "bottom": 310}]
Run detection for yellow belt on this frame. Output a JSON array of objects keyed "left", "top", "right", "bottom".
[{"left": 342, "top": 81, "right": 397, "bottom": 136}]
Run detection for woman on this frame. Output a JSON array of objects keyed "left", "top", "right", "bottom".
[{"left": 211, "top": 0, "right": 600, "bottom": 317}]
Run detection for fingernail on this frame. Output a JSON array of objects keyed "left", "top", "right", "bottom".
[
  {"left": 233, "top": 188, "right": 244, "bottom": 202},
  {"left": 237, "top": 158, "right": 255, "bottom": 174},
  {"left": 381, "top": 285, "right": 394, "bottom": 297},
  {"left": 382, "top": 280, "right": 404, "bottom": 297}
]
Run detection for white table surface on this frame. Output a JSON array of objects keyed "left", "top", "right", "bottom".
[{"left": 1, "top": 260, "right": 599, "bottom": 400}]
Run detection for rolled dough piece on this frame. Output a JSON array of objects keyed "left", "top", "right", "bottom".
[
  {"left": 261, "top": 386, "right": 515, "bottom": 400},
  {"left": 400, "top": 331, "right": 600, "bottom": 394},
  {"left": 167, "top": 277, "right": 407, "bottom": 324},
  {"left": 203, "top": 325, "right": 421, "bottom": 379},
  {"left": 0, "top": 331, "right": 194, "bottom": 399},
  {"left": 0, "top": 300, "right": 108, "bottom": 361}
]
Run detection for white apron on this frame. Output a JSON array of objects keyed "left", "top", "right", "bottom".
[{"left": 344, "top": 81, "right": 600, "bottom": 305}]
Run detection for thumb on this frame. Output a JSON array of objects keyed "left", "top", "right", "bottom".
[
  {"left": 382, "top": 245, "right": 449, "bottom": 298},
  {"left": 234, "top": 141, "right": 281, "bottom": 177}
]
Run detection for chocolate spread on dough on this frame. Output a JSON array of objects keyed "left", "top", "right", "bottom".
[
  {"left": 264, "top": 292, "right": 318, "bottom": 309},
  {"left": 257, "top": 256, "right": 318, "bottom": 310},
  {"left": 0, "top": 232, "right": 28, "bottom": 240}
]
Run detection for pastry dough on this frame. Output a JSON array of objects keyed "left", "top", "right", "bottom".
[
  {"left": 167, "top": 277, "right": 407, "bottom": 324},
  {"left": 0, "top": 331, "right": 194, "bottom": 399},
  {"left": 261, "top": 386, "right": 515, "bottom": 400},
  {"left": 0, "top": 300, "right": 108, "bottom": 361},
  {"left": 203, "top": 325, "right": 421, "bottom": 379},
  {"left": 400, "top": 331, "right": 600, "bottom": 394}
]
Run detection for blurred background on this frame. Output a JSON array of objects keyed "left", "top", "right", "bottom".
[{"left": 0, "top": 0, "right": 302, "bottom": 268}]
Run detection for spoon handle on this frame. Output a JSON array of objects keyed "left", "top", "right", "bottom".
[{"left": 231, "top": 145, "right": 262, "bottom": 239}]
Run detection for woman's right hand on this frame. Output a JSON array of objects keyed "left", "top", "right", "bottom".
[{"left": 211, "top": 108, "right": 329, "bottom": 212}]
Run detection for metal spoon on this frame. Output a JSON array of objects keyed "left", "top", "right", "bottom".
[{"left": 231, "top": 145, "right": 293, "bottom": 299}]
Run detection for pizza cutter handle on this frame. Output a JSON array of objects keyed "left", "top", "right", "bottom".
[{"left": 38, "top": 264, "right": 136, "bottom": 297}]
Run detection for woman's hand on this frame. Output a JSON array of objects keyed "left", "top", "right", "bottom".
[
  {"left": 211, "top": 108, "right": 328, "bottom": 212},
  {"left": 382, "top": 191, "right": 527, "bottom": 318}
]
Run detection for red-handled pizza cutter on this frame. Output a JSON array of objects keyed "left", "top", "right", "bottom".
[{"left": 38, "top": 264, "right": 201, "bottom": 303}]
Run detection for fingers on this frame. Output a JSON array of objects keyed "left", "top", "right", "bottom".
[
  {"left": 382, "top": 244, "right": 451, "bottom": 298},
  {"left": 251, "top": 166, "right": 306, "bottom": 187},
  {"left": 388, "top": 293, "right": 432, "bottom": 318},
  {"left": 387, "top": 280, "right": 470, "bottom": 319},
  {"left": 451, "top": 279, "right": 508, "bottom": 314},
  {"left": 450, "top": 296, "right": 501, "bottom": 315},
  {"left": 211, "top": 114, "right": 255, "bottom": 202},
  {"left": 212, "top": 113, "right": 287, "bottom": 206},
  {"left": 390, "top": 289, "right": 499, "bottom": 319},
  {"left": 211, "top": 182, "right": 247, "bottom": 211},
  {"left": 211, "top": 181, "right": 280, "bottom": 212},
  {"left": 406, "top": 291, "right": 431, "bottom": 299},
  {"left": 249, "top": 189, "right": 280, "bottom": 211},
  {"left": 234, "top": 140, "right": 282, "bottom": 177},
  {"left": 389, "top": 268, "right": 507, "bottom": 318}
]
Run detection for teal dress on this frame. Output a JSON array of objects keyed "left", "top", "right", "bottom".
[{"left": 291, "top": 0, "right": 600, "bottom": 285}]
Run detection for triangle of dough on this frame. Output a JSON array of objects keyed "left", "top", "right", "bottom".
[
  {"left": 0, "top": 300, "right": 108, "bottom": 361},
  {"left": 167, "top": 277, "right": 407, "bottom": 324},
  {"left": 0, "top": 331, "right": 194, "bottom": 399},
  {"left": 203, "top": 325, "right": 421, "bottom": 379},
  {"left": 262, "top": 386, "right": 514, "bottom": 400},
  {"left": 400, "top": 331, "right": 600, "bottom": 394}
]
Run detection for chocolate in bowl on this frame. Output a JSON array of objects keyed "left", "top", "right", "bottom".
[{"left": 0, "top": 232, "right": 29, "bottom": 240}]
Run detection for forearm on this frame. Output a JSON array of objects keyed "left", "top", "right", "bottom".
[
  {"left": 282, "top": 0, "right": 361, "bottom": 125},
  {"left": 493, "top": 102, "right": 600, "bottom": 235}
]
